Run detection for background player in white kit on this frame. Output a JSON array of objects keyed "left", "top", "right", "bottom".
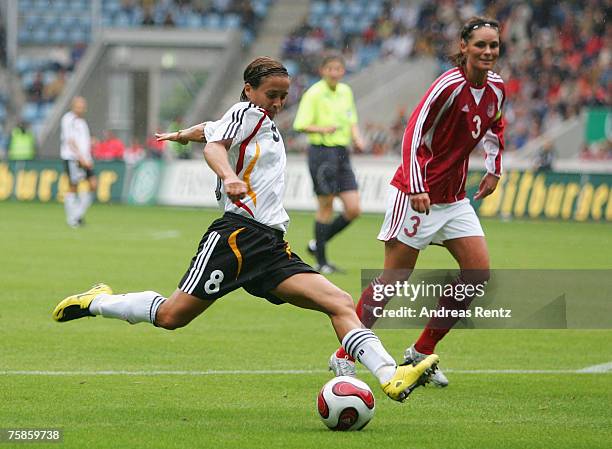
[
  {"left": 52, "top": 57, "right": 439, "bottom": 402},
  {"left": 60, "top": 96, "right": 96, "bottom": 228},
  {"left": 330, "top": 17, "right": 506, "bottom": 387}
]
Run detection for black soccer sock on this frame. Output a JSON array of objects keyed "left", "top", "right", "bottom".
[
  {"left": 315, "top": 221, "right": 330, "bottom": 266},
  {"left": 326, "top": 214, "right": 352, "bottom": 242}
]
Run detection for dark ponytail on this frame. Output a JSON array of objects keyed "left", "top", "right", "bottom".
[
  {"left": 449, "top": 16, "right": 500, "bottom": 67},
  {"left": 240, "top": 57, "right": 289, "bottom": 101}
]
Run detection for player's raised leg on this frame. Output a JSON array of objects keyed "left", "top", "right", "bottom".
[
  {"left": 52, "top": 286, "right": 214, "bottom": 329},
  {"left": 330, "top": 238, "right": 417, "bottom": 376},
  {"left": 271, "top": 272, "right": 439, "bottom": 401}
]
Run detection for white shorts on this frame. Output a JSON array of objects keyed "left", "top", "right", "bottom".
[{"left": 377, "top": 185, "right": 484, "bottom": 250}]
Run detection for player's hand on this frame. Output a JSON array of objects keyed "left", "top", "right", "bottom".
[
  {"left": 80, "top": 159, "right": 93, "bottom": 170},
  {"left": 353, "top": 136, "right": 366, "bottom": 153},
  {"left": 474, "top": 173, "right": 500, "bottom": 200},
  {"left": 224, "top": 176, "right": 248, "bottom": 202},
  {"left": 410, "top": 193, "right": 430, "bottom": 215},
  {"left": 155, "top": 131, "right": 188, "bottom": 145}
]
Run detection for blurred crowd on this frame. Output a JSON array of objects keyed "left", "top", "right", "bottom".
[
  {"left": 281, "top": 0, "right": 611, "bottom": 156},
  {"left": 103, "top": 0, "right": 268, "bottom": 45}
]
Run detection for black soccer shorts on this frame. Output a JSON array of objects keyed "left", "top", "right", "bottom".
[
  {"left": 307, "top": 145, "right": 358, "bottom": 196},
  {"left": 178, "top": 212, "right": 317, "bottom": 304},
  {"left": 64, "top": 160, "right": 95, "bottom": 185}
]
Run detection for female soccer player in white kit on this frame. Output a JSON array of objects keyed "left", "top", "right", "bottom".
[
  {"left": 330, "top": 17, "right": 506, "bottom": 387},
  {"left": 52, "top": 57, "right": 438, "bottom": 402}
]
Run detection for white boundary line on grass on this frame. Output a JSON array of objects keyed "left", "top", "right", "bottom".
[{"left": 1, "top": 363, "right": 611, "bottom": 376}]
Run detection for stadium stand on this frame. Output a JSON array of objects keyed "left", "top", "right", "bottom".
[
  {"left": 4, "top": 0, "right": 273, "bottom": 151},
  {"left": 280, "top": 0, "right": 610, "bottom": 155}
]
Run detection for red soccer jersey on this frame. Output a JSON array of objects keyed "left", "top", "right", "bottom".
[{"left": 391, "top": 67, "right": 505, "bottom": 204}]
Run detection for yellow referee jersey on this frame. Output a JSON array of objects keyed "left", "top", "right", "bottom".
[{"left": 293, "top": 79, "right": 358, "bottom": 147}]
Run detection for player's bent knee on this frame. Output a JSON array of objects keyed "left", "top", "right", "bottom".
[
  {"left": 330, "top": 290, "right": 356, "bottom": 316},
  {"left": 462, "top": 268, "right": 490, "bottom": 285},
  {"left": 345, "top": 206, "right": 361, "bottom": 221}
]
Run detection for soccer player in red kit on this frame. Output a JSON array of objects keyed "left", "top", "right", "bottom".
[{"left": 330, "top": 16, "right": 505, "bottom": 387}]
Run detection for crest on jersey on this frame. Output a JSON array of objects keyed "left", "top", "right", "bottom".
[
  {"left": 487, "top": 103, "right": 495, "bottom": 118},
  {"left": 461, "top": 104, "right": 469, "bottom": 112}
]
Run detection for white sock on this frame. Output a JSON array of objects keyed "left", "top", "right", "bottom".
[
  {"left": 89, "top": 291, "right": 166, "bottom": 325},
  {"left": 64, "top": 192, "right": 80, "bottom": 225},
  {"left": 342, "top": 328, "right": 397, "bottom": 384},
  {"left": 77, "top": 191, "right": 93, "bottom": 219}
]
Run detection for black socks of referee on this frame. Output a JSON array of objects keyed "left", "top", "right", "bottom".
[{"left": 315, "top": 215, "right": 352, "bottom": 266}]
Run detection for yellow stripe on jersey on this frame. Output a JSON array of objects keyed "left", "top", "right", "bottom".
[
  {"left": 228, "top": 227, "right": 246, "bottom": 279},
  {"left": 494, "top": 109, "right": 502, "bottom": 121},
  {"left": 243, "top": 141, "right": 261, "bottom": 206}
]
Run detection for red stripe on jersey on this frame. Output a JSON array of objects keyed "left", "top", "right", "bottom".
[
  {"left": 389, "top": 191, "right": 408, "bottom": 239},
  {"left": 236, "top": 112, "right": 267, "bottom": 174},
  {"left": 234, "top": 200, "right": 254, "bottom": 217},
  {"left": 384, "top": 189, "right": 402, "bottom": 240}
]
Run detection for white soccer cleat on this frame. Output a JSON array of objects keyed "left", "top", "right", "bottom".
[
  {"left": 403, "top": 345, "right": 449, "bottom": 387},
  {"left": 328, "top": 352, "right": 357, "bottom": 377}
]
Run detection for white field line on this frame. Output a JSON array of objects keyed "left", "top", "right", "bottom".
[{"left": 1, "top": 364, "right": 611, "bottom": 377}]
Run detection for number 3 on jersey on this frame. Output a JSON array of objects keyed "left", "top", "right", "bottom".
[{"left": 472, "top": 115, "right": 481, "bottom": 139}]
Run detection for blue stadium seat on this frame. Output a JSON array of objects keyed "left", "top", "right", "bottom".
[
  {"left": 114, "top": 12, "right": 132, "bottom": 28},
  {"left": 224, "top": 14, "right": 241, "bottom": 29},
  {"left": 203, "top": 13, "right": 222, "bottom": 29},
  {"left": 18, "top": 28, "right": 31, "bottom": 44},
  {"left": 20, "top": 71, "right": 36, "bottom": 90},
  {"left": 19, "top": 0, "right": 33, "bottom": 12},
  {"left": 22, "top": 103, "right": 40, "bottom": 124},
  {"left": 329, "top": 1, "right": 345, "bottom": 16},
  {"left": 311, "top": 1, "right": 327, "bottom": 17},
  {"left": 59, "top": 15, "right": 78, "bottom": 28},
  {"left": 185, "top": 15, "right": 203, "bottom": 28}
]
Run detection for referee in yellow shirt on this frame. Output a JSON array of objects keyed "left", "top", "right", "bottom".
[{"left": 293, "top": 53, "right": 365, "bottom": 274}]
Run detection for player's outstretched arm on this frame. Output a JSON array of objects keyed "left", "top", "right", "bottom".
[
  {"left": 203, "top": 140, "right": 247, "bottom": 202},
  {"left": 155, "top": 122, "right": 207, "bottom": 145}
]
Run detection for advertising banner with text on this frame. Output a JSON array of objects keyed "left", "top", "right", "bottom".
[
  {"left": 156, "top": 157, "right": 612, "bottom": 221},
  {"left": 0, "top": 160, "right": 125, "bottom": 203}
]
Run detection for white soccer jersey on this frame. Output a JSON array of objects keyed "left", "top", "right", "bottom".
[
  {"left": 60, "top": 111, "right": 91, "bottom": 162},
  {"left": 205, "top": 102, "right": 290, "bottom": 232}
]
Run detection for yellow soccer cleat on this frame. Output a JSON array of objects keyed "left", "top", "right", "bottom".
[
  {"left": 52, "top": 283, "right": 113, "bottom": 322},
  {"left": 381, "top": 354, "right": 440, "bottom": 402}
]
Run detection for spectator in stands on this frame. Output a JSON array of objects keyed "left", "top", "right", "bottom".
[
  {"left": 7, "top": 121, "right": 36, "bottom": 161},
  {"left": 44, "top": 69, "right": 67, "bottom": 103},
  {"left": 535, "top": 140, "right": 556, "bottom": 172},
  {"left": 146, "top": 128, "right": 166, "bottom": 159},
  {"left": 124, "top": 138, "right": 146, "bottom": 165},
  {"left": 93, "top": 131, "right": 125, "bottom": 161},
  {"left": 27, "top": 72, "right": 45, "bottom": 104},
  {"left": 70, "top": 42, "right": 87, "bottom": 70}
]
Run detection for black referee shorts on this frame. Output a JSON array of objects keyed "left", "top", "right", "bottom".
[
  {"left": 307, "top": 145, "right": 358, "bottom": 196},
  {"left": 178, "top": 212, "right": 317, "bottom": 305}
]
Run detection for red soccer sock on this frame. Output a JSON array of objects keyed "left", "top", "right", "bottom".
[
  {"left": 335, "top": 346, "right": 355, "bottom": 362},
  {"left": 413, "top": 276, "right": 479, "bottom": 354},
  {"left": 356, "top": 278, "right": 393, "bottom": 329},
  {"left": 414, "top": 328, "right": 450, "bottom": 355}
]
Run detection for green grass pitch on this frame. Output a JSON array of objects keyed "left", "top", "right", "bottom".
[{"left": 1, "top": 201, "right": 610, "bottom": 448}]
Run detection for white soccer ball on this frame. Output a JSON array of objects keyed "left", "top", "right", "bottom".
[{"left": 317, "top": 376, "right": 375, "bottom": 431}]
